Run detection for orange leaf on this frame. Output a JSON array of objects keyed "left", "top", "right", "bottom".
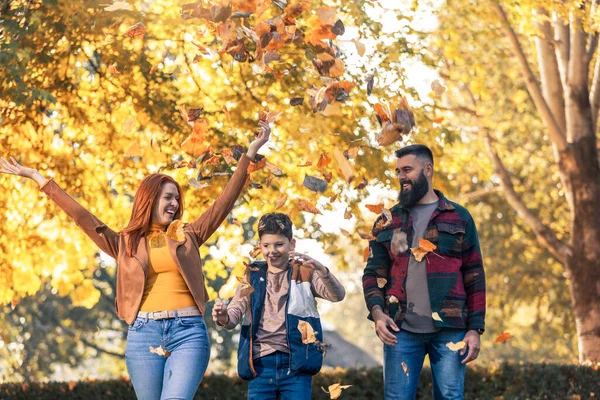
[
  {"left": 494, "top": 332, "right": 512, "bottom": 343},
  {"left": 124, "top": 22, "right": 145, "bottom": 39},
  {"left": 410, "top": 238, "right": 437, "bottom": 262},
  {"left": 329, "top": 58, "right": 344, "bottom": 78},
  {"left": 248, "top": 157, "right": 267, "bottom": 173},
  {"left": 322, "top": 383, "right": 352, "bottom": 400},
  {"left": 297, "top": 161, "right": 312, "bottom": 167},
  {"left": 365, "top": 203, "right": 384, "bottom": 214},
  {"left": 107, "top": 63, "right": 120, "bottom": 75},
  {"left": 344, "top": 208, "right": 352, "bottom": 219},
  {"left": 402, "top": 362, "right": 409, "bottom": 376},
  {"left": 125, "top": 142, "right": 143, "bottom": 158},
  {"left": 317, "top": 153, "right": 332, "bottom": 169}
]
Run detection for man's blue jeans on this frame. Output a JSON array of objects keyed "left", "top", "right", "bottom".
[
  {"left": 125, "top": 315, "right": 210, "bottom": 400},
  {"left": 248, "top": 351, "right": 312, "bottom": 400},
  {"left": 384, "top": 329, "right": 467, "bottom": 400}
]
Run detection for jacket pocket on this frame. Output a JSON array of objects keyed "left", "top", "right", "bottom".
[{"left": 436, "top": 222, "right": 465, "bottom": 258}]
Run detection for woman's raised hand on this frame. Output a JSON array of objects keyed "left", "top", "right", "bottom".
[
  {"left": 246, "top": 120, "right": 271, "bottom": 160},
  {"left": 0, "top": 156, "right": 47, "bottom": 186}
]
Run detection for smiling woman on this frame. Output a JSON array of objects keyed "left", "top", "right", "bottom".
[{"left": 0, "top": 121, "right": 271, "bottom": 400}]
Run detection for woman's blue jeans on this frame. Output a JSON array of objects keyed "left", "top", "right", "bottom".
[
  {"left": 383, "top": 329, "right": 468, "bottom": 400},
  {"left": 125, "top": 315, "right": 210, "bottom": 400},
  {"left": 248, "top": 351, "right": 312, "bottom": 400}
]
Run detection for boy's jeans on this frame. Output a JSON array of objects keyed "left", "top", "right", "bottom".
[
  {"left": 384, "top": 328, "right": 468, "bottom": 400},
  {"left": 125, "top": 315, "right": 210, "bottom": 400},
  {"left": 248, "top": 351, "right": 312, "bottom": 400}
]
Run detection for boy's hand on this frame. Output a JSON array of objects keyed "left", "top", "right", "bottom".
[
  {"left": 289, "top": 252, "right": 327, "bottom": 276},
  {"left": 212, "top": 299, "right": 230, "bottom": 327}
]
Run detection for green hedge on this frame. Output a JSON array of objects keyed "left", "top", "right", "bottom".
[{"left": 1, "top": 363, "right": 598, "bottom": 399}]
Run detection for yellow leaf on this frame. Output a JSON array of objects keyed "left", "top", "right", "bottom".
[
  {"left": 322, "top": 383, "right": 353, "bottom": 399},
  {"left": 432, "top": 312, "right": 443, "bottom": 321},
  {"left": 218, "top": 273, "right": 239, "bottom": 299},
  {"left": 104, "top": 1, "right": 133, "bottom": 11},
  {"left": 353, "top": 39, "right": 366, "bottom": 56},
  {"left": 124, "top": 142, "right": 143, "bottom": 158},
  {"left": 275, "top": 193, "right": 287, "bottom": 210},
  {"left": 149, "top": 345, "right": 171, "bottom": 358},
  {"left": 298, "top": 320, "right": 316, "bottom": 344},
  {"left": 377, "top": 278, "right": 387, "bottom": 288},
  {"left": 410, "top": 238, "right": 437, "bottom": 262},
  {"left": 332, "top": 147, "right": 355, "bottom": 182},
  {"left": 446, "top": 341, "right": 466, "bottom": 352}
]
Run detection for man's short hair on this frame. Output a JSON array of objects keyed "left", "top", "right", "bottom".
[
  {"left": 258, "top": 212, "right": 293, "bottom": 240},
  {"left": 394, "top": 144, "right": 434, "bottom": 167}
]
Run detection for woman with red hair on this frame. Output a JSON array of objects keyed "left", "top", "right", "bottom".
[{"left": 0, "top": 121, "right": 270, "bottom": 399}]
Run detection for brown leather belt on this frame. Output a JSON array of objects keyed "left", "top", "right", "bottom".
[{"left": 137, "top": 306, "right": 202, "bottom": 320}]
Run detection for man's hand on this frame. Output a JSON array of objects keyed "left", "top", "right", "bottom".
[
  {"left": 460, "top": 330, "right": 481, "bottom": 363},
  {"left": 289, "top": 252, "right": 327, "bottom": 275},
  {"left": 372, "top": 306, "right": 400, "bottom": 346},
  {"left": 212, "top": 299, "right": 230, "bottom": 327}
]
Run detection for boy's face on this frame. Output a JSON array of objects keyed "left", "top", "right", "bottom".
[{"left": 260, "top": 234, "right": 295, "bottom": 271}]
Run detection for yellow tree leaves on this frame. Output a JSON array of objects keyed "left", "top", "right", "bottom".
[{"left": 298, "top": 320, "right": 317, "bottom": 344}]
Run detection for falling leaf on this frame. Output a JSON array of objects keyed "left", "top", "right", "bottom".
[
  {"left": 265, "top": 162, "right": 283, "bottom": 176},
  {"left": 331, "top": 19, "right": 345, "bottom": 36},
  {"left": 353, "top": 39, "right": 365, "bottom": 56},
  {"left": 222, "top": 148, "right": 237, "bottom": 165},
  {"left": 236, "top": 275, "right": 255, "bottom": 297},
  {"left": 125, "top": 142, "right": 142, "bottom": 158},
  {"left": 10, "top": 298, "right": 18, "bottom": 310},
  {"left": 297, "top": 199, "right": 322, "bottom": 214},
  {"left": 431, "top": 79, "right": 446, "bottom": 95},
  {"left": 373, "top": 208, "right": 393, "bottom": 232},
  {"left": 446, "top": 341, "right": 466, "bottom": 352},
  {"left": 124, "top": 22, "right": 145, "bottom": 39},
  {"left": 432, "top": 117, "right": 444, "bottom": 124},
  {"left": 166, "top": 220, "right": 185, "bottom": 242},
  {"left": 332, "top": 147, "right": 355, "bottom": 182},
  {"left": 391, "top": 229, "right": 408, "bottom": 254},
  {"left": 402, "top": 362, "right": 409, "bottom": 376},
  {"left": 303, "top": 174, "right": 328, "bottom": 192},
  {"left": 374, "top": 97, "right": 415, "bottom": 146},
  {"left": 494, "top": 332, "right": 512, "bottom": 343},
  {"left": 248, "top": 157, "right": 267, "bottom": 173},
  {"left": 365, "top": 203, "right": 383, "bottom": 214},
  {"left": 344, "top": 147, "right": 359, "bottom": 159},
  {"left": 290, "top": 97, "right": 304, "bottom": 106},
  {"left": 432, "top": 312, "right": 443, "bottom": 321},
  {"left": 149, "top": 345, "right": 171, "bottom": 358},
  {"left": 377, "top": 278, "right": 387, "bottom": 288},
  {"left": 363, "top": 245, "right": 370, "bottom": 261},
  {"left": 297, "top": 161, "right": 312, "bottom": 167},
  {"left": 388, "top": 295, "right": 399, "bottom": 303},
  {"left": 188, "top": 178, "right": 209, "bottom": 190},
  {"left": 344, "top": 208, "right": 352, "bottom": 219},
  {"left": 149, "top": 64, "right": 158, "bottom": 74},
  {"left": 275, "top": 193, "right": 287, "bottom": 210},
  {"left": 321, "top": 383, "right": 353, "bottom": 399},
  {"left": 298, "top": 320, "right": 317, "bottom": 344},
  {"left": 104, "top": 1, "right": 132, "bottom": 11},
  {"left": 340, "top": 228, "right": 351, "bottom": 237},
  {"left": 249, "top": 244, "right": 261, "bottom": 258},
  {"left": 410, "top": 238, "right": 437, "bottom": 262},
  {"left": 316, "top": 5, "right": 337, "bottom": 25},
  {"left": 317, "top": 153, "right": 332, "bottom": 169},
  {"left": 366, "top": 73, "right": 375, "bottom": 95},
  {"left": 107, "top": 63, "right": 120, "bottom": 75},
  {"left": 358, "top": 230, "right": 375, "bottom": 240}
]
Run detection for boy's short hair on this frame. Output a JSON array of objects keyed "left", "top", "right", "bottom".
[{"left": 258, "top": 212, "right": 293, "bottom": 240}]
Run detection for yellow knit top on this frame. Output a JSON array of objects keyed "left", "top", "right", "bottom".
[{"left": 138, "top": 222, "right": 197, "bottom": 312}]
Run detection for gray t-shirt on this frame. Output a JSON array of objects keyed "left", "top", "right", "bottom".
[{"left": 401, "top": 202, "right": 439, "bottom": 333}]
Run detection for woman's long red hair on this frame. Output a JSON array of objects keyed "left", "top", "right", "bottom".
[{"left": 122, "top": 174, "right": 184, "bottom": 256}]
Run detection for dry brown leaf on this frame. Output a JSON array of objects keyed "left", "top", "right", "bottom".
[
  {"left": 357, "top": 230, "right": 375, "bottom": 240},
  {"left": 297, "top": 199, "right": 322, "bottom": 214},
  {"left": 317, "top": 153, "right": 332, "bottom": 169},
  {"left": 344, "top": 208, "right": 352, "bottom": 219},
  {"left": 402, "top": 362, "right": 409, "bottom": 376},
  {"left": 107, "top": 63, "right": 120, "bottom": 75},
  {"left": 332, "top": 147, "right": 355, "bottom": 182},
  {"left": 391, "top": 229, "right": 408, "bottom": 254},
  {"left": 249, "top": 244, "right": 261, "bottom": 258},
  {"left": 340, "top": 228, "right": 352, "bottom": 237},
  {"left": 188, "top": 178, "right": 209, "bottom": 190},
  {"left": 321, "top": 383, "right": 353, "bottom": 400},
  {"left": 166, "top": 220, "right": 185, "bottom": 242},
  {"left": 248, "top": 157, "right": 267, "bottom": 173},
  {"left": 149, "top": 345, "right": 171, "bottom": 358},
  {"left": 125, "top": 22, "right": 145, "bottom": 39},
  {"left": 104, "top": 1, "right": 133, "bottom": 11},
  {"left": 353, "top": 39, "right": 366, "bottom": 56},
  {"left": 236, "top": 276, "right": 255, "bottom": 298},
  {"left": 275, "top": 193, "right": 288, "bottom": 210},
  {"left": 298, "top": 320, "right": 317, "bottom": 344},
  {"left": 377, "top": 278, "right": 387, "bottom": 288},
  {"left": 373, "top": 208, "right": 393, "bottom": 232},
  {"left": 265, "top": 162, "right": 283, "bottom": 176}
]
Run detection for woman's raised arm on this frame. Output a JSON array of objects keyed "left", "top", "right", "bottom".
[
  {"left": 1, "top": 156, "right": 120, "bottom": 259},
  {"left": 189, "top": 121, "right": 271, "bottom": 244}
]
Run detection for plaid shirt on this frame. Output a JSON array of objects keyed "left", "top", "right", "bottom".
[{"left": 362, "top": 190, "right": 486, "bottom": 331}]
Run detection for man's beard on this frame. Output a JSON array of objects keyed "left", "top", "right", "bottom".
[{"left": 398, "top": 170, "right": 429, "bottom": 207}]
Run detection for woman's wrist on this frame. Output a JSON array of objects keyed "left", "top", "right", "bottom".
[{"left": 31, "top": 171, "right": 48, "bottom": 187}]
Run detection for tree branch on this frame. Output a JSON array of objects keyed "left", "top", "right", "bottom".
[
  {"left": 535, "top": 8, "right": 566, "bottom": 133},
  {"left": 591, "top": 47, "right": 600, "bottom": 129},
  {"left": 587, "top": 0, "right": 600, "bottom": 63},
  {"left": 490, "top": 1, "right": 567, "bottom": 150},
  {"left": 483, "top": 134, "right": 571, "bottom": 264},
  {"left": 553, "top": 12, "right": 570, "bottom": 90}
]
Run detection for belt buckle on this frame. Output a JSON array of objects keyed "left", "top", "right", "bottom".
[{"left": 151, "top": 310, "right": 165, "bottom": 320}]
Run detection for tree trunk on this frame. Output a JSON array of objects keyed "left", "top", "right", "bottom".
[{"left": 562, "top": 136, "right": 600, "bottom": 363}]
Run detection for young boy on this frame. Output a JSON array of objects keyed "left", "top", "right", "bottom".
[{"left": 212, "top": 212, "right": 346, "bottom": 400}]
